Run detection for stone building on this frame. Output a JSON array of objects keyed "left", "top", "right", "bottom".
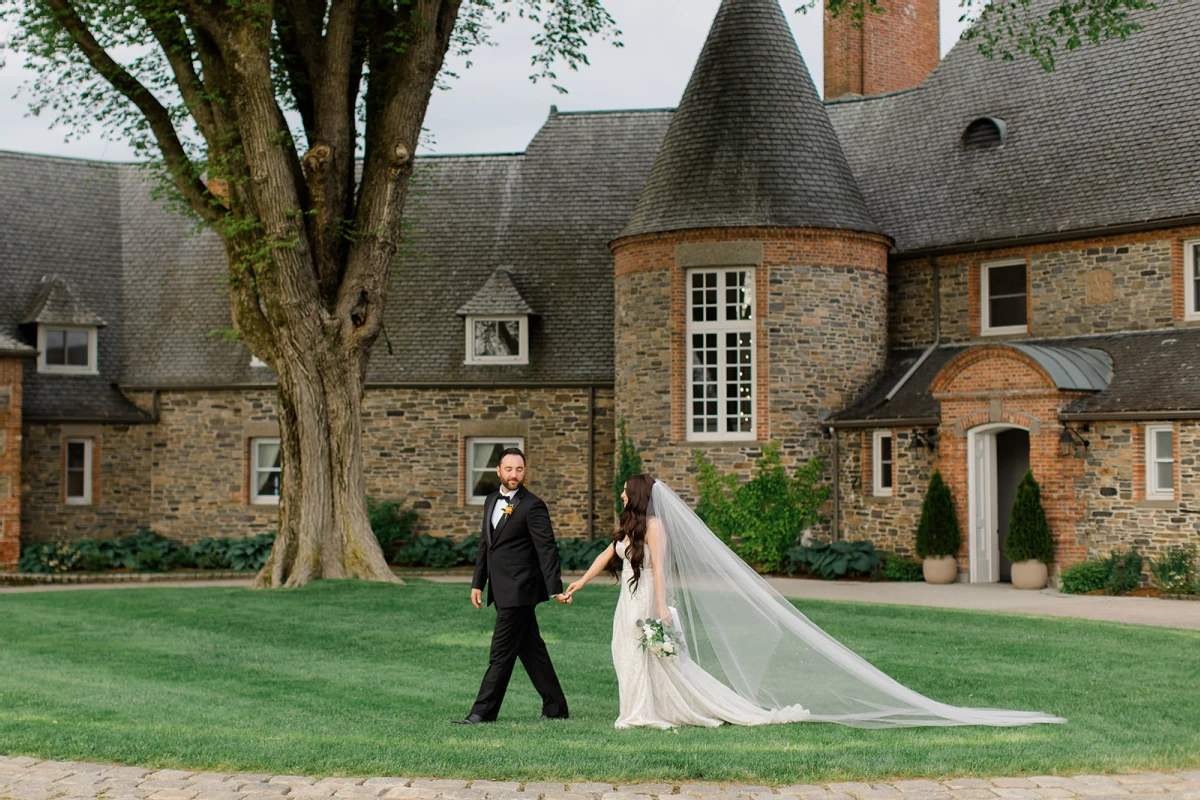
[{"left": 1, "top": 0, "right": 1197, "bottom": 580}]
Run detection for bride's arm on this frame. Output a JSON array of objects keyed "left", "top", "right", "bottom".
[
  {"left": 646, "top": 519, "right": 671, "bottom": 624},
  {"left": 565, "top": 542, "right": 615, "bottom": 596}
]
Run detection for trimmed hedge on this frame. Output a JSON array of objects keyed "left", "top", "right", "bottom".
[{"left": 18, "top": 530, "right": 274, "bottom": 574}]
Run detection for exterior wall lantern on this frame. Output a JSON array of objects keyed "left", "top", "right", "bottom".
[{"left": 1058, "top": 424, "right": 1090, "bottom": 458}]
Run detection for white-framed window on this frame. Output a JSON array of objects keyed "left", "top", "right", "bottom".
[
  {"left": 1145, "top": 425, "right": 1175, "bottom": 501},
  {"left": 981, "top": 259, "right": 1028, "bottom": 335},
  {"left": 64, "top": 438, "right": 93, "bottom": 505},
  {"left": 38, "top": 325, "right": 98, "bottom": 374},
  {"left": 464, "top": 316, "right": 529, "bottom": 365},
  {"left": 1185, "top": 239, "right": 1200, "bottom": 321},
  {"left": 250, "top": 438, "right": 282, "bottom": 505},
  {"left": 465, "top": 438, "right": 524, "bottom": 504},
  {"left": 687, "top": 267, "right": 755, "bottom": 441},
  {"left": 872, "top": 430, "right": 894, "bottom": 497}
]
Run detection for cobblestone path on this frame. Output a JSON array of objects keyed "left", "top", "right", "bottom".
[{"left": 1, "top": 759, "right": 1197, "bottom": 800}]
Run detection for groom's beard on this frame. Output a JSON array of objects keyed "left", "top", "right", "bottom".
[{"left": 502, "top": 478, "right": 523, "bottom": 493}]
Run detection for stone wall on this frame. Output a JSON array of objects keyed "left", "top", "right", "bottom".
[
  {"left": 836, "top": 427, "right": 933, "bottom": 555},
  {"left": 20, "top": 422, "right": 154, "bottom": 544},
  {"left": 0, "top": 358, "right": 24, "bottom": 568},
  {"left": 890, "top": 225, "right": 1200, "bottom": 348},
  {"left": 612, "top": 227, "right": 890, "bottom": 516},
  {"left": 1075, "top": 421, "right": 1200, "bottom": 558},
  {"left": 19, "top": 386, "right": 614, "bottom": 546}
]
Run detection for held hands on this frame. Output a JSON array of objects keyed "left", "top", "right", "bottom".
[
  {"left": 554, "top": 593, "right": 573, "bottom": 605},
  {"left": 565, "top": 580, "right": 585, "bottom": 597}
]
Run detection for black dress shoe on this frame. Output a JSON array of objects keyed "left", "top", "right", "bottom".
[
  {"left": 540, "top": 713, "right": 569, "bottom": 720},
  {"left": 451, "top": 713, "right": 491, "bottom": 725}
]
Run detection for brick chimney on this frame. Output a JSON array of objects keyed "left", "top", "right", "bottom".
[{"left": 824, "top": 0, "right": 939, "bottom": 99}]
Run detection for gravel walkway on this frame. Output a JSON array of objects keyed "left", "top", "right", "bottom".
[{"left": 0, "top": 759, "right": 1197, "bottom": 800}]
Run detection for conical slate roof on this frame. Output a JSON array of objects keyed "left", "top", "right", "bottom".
[{"left": 619, "top": 0, "right": 879, "bottom": 240}]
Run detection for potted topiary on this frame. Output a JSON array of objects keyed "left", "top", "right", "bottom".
[
  {"left": 915, "top": 470, "right": 961, "bottom": 584},
  {"left": 1004, "top": 469, "right": 1055, "bottom": 590}
]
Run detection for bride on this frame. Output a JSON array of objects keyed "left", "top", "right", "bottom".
[{"left": 565, "top": 474, "right": 1066, "bottom": 730}]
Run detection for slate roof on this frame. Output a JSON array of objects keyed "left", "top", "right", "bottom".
[
  {"left": 833, "top": 329, "right": 1200, "bottom": 425},
  {"left": 20, "top": 274, "right": 107, "bottom": 326},
  {"left": 373, "top": 109, "right": 673, "bottom": 384},
  {"left": 619, "top": 0, "right": 878, "bottom": 240},
  {"left": 825, "top": 0, "right": 1200, "bottom": 254},
  {"left": 0, "top": 331, "right": 36, "bottom": 358},
  {"left": 456, "top": 267, "right": 536, "bottom": 316},
  {"left": 0, "top": 151, "right": 150, "bottom": 422}
]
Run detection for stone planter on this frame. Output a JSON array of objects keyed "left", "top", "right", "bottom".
[
  {"left": 1011, "top": 559, "right": 1049, "bottom": 590},
  {"left": 923, "top": 555, "right": 958, "bottom": 584}
]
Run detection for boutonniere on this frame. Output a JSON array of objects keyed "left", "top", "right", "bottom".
[{"left": 502, "top": 504, "right": 514, "bottom": 516}]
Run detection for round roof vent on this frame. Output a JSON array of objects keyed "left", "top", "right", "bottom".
[{"left": 962, "top": 117, "right": 1007, "bottom": 149}]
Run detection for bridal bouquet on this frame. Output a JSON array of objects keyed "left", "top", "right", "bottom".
[{"left": 635, "top": 617, "right": 685, "bottom": 660}]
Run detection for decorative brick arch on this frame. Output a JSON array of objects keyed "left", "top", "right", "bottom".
[
  {"left": 951, "top": 409, "right": 1043, "bottom": 437},
  {"left": 929, "top": 345, "right": 1057, "bottom": 397}
]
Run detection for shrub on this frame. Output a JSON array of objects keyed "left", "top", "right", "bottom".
[
  {"left": 879, "top": 552, "right": 925, "bottom": 582},
  {"left": 395, "top": 534, "right": 460, "bottom": 568},
  {"left": 614, "top": 420, "right": 643, "bottom": 516},
  {"left": 915, "top": 470, "right": 961, "bottom": 559},
  {"left": 694, "top": 443, "right": 828, "bottom": 574},
  {"left": 18, "top": 540, "right": 81, "bottom": 574},
  {"left": 558, "top": 537, "right": 610, "bottom": 571},
  {"left": 1003, "top": 470, "right": 1055, "bottom": 564},
  {"left": 1149, "top": 544, "right": 1198, "bottom": 595},
  {"left": 1058, "top": 559, "right": 1109, "bottom": 594},
  {"left": 367, "top": 497, "right": 419, "bottom": 562},
  {"left": 784, "top": 540, "right": 878, "bottom": 580},
  {"left": 1102, "top": 547, "right": 1144, "bottom": 596}
]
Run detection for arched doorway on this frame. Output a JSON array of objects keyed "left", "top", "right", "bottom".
[{"left": 967, "top": 424, "right": 1031, "bottom": 583}]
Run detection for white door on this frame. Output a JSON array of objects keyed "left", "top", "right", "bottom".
[{"left": 969, "top": 431, "right": 1000, "bottom": 583}]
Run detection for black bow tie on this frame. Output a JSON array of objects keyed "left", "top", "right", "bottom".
[{"left": 498, "top": 493, "right": 513, "bottom": 504}]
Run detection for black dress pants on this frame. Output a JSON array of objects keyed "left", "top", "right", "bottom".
[{"left": 470, "top": 604, "right": 568, "bottom": 720}]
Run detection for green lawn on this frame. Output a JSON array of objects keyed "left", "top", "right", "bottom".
[{"left": 0, "top": 581, "right": 1196, "bottom": 784}]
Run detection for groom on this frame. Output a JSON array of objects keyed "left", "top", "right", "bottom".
[{"left": 454, "top": 447, "right": 571, "bottom": 724}]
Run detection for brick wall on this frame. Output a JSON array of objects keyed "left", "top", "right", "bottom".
[
  {"left": 612, "top": 227, "right": 890, "bottom": 514},
  {"left": 825, "top": 0, "right": 939, "bottom": 99},
  {"left": 20, "top": 386, "right": 615, "bottom": 547},
  {"left": 890, "top": 226, "right": 1200, "bottom": 348},
  {"left": 0, "top": 359, "right": 23, "bottom": 569}
]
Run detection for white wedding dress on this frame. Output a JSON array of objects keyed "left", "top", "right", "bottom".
[
  {"left": 606, "top": 481, "right": 1067, "bottom": 730},
  {"left": 612, "top": 538, "right": 810, "bottom": 728}
]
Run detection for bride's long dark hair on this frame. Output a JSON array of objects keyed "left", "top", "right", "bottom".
[{"left": 609, "top": 473, "right": 655, "bottom": 591}]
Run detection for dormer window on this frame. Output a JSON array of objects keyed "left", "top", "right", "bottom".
[
  {"left": 457, "top": 266, "right": 535, "bottom": 367},
  {"left": 21, "top": 274, "right": 105, "bottom": 375},
  {"left": 963, "top": 117, "right": 1006, "bottom": 150},
  {"left": 38, "top": 326, "right": 98, "bottom": 374},
  {"left": 466, "top": 316, "right": 528, "bottom": 364}
]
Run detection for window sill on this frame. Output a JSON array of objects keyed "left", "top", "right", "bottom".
[
  {"left": 867, "top": 493, "right": 894, "bottom": 503},
  {"left": 1137, "top": 498, "right": 1176, "bottom": 508},
  {"left": 464, "top": 359, "right": 529, "bottom": 366},
  {"left": 39, "top": 367, "right": 100, "bottom": 376},
  {"left": 64, "top": 499, "right": 92, "bottom": 506},
  {"left": 980, "top": 326, "right": 1028, "bottom": 337},
  {"left": 249, "top": 498, "right": 280, "bottom": 506}
]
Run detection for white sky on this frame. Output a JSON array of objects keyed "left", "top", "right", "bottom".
[{"left": 0, "top": 1, "right": 971, "bottom": 161}]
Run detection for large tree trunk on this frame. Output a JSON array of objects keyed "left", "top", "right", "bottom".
[{"left": 253, "top": 325, "right": 400, "bottom": 588}]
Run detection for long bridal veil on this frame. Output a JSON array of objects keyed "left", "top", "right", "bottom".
[{"left": 650, "top": 480, "right": 1066, "bottom": 728}]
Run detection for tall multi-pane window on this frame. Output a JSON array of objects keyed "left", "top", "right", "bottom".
[
  {"left": 687, "top": 268, "right": 754, "bottom": 440},
  {"left": 64, "top": 438, "right": 92, "bottom": 505},
  {"left": 981, "top": 259, "right": 1028, "bottom": 335},
  {"left": 251, "top": 438, "right": 282, "bottom": 504},
  {"left": 1145, "top": 425, "right": 1175, "bottom": 500},
  {"left": 1185, "top": 239, "right": 1200, "bottom": 321}
]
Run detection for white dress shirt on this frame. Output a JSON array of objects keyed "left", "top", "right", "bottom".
[{"left": 490, "top": 491, "right": 515, "bottom": 528}]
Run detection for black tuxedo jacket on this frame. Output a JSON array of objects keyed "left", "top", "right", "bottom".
[{"left": 471, "top": 486, "right": 564, "bottom": 608}]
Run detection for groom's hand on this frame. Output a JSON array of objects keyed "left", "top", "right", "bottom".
[
  {"left": 554, "top": 593, "right": 572, "bottom": 605},
  {"left": 470, "top": 588, "right": 483, "bottom": 609}
]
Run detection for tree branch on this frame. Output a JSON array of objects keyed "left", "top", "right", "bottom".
[
  {"left": 42, "top": 0, "right": 226, "bottom": 225},
  {"left": 134, "top": 1, "right": 218, "bottom": 148}
]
